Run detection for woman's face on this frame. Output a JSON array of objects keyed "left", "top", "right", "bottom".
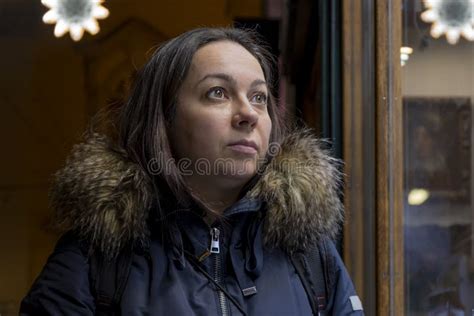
[{"left": 168, "top": 40, "right": 272, "bottom": 189}]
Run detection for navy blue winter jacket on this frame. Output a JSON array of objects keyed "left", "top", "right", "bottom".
[{"left": 21, "top": 131, "right": 364, "bottom": 315}]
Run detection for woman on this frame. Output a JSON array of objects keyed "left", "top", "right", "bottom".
[{"left": 21, "top": 27, "right": 363, "bottom": 315}]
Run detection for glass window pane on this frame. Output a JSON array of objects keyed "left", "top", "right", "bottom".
[{"left": 402, "top": 0, "right": 474, "bottom": 315}]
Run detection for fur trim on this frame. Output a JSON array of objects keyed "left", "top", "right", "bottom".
[
  {"left": 50, "top": 130, "right": 343, "bottom": 256},
  {"left": 50, "top": 133, "right": 152, "bottom": 256},
  {"left": 248, "top": 130, "right": 344, "bottom": 253}
]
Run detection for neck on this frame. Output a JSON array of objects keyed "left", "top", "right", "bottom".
[{"left": 185, "top": 175, "right": 245, "bottom": 217}]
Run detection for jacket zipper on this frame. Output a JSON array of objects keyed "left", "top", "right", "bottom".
[{"left": 210, "top": 227, "right": 229, "bottom": 316}]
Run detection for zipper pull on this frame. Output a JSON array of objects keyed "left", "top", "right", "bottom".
[{"left": 210, "top": 227, "right": 220, "bottom": 254}]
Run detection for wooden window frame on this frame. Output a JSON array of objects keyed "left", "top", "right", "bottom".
[{"left": 342, "top": 0, "right": 404, "bottom": 314}]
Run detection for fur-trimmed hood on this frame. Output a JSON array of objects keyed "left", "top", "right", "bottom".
[{"left": 50, "top": 130, "right": 344, "bottom": 257}]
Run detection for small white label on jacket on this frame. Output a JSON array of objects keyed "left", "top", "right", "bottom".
[{"left": 349, "top": 296, "right": 363, "bottom": 311}]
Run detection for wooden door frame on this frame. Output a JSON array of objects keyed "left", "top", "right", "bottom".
[
  {"left": 375, "top": 0, "right": 404, "bottom": 314},
  {"left": 342, "top": 0, "right": 404, "bottom": 314}
]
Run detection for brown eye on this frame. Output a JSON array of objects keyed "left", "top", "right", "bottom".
[
  {"left": 206, "top": 87, "right": 226, "bottom": 100},
  {"left": 250, "top": 93, "right": 268, "bottom": 105}
]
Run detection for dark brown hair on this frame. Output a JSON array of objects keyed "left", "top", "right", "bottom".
[{"left": 116, "top": 27, "right": 285, "bottom": 209}]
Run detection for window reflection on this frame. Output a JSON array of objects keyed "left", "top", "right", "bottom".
[
  {"left": 404, "top": 98, "right": 473, "bottom": 315},
  {"left": 402, "top": 1, "right": 474, "bottom": 315}
]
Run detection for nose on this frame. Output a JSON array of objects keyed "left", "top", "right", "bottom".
[{"left": 231, "top": 97, "right": 259, "bottom": 131}]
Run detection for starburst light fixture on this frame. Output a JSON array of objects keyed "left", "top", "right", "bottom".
[
  {"left": 41, "top": 0, "right": 110, "bottom": 42},
  {"left": 421, "top": 0, "right": 474, "bottom": 45}
]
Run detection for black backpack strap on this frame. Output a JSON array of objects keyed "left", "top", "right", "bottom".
[
  {"left": 291, "top": 239, "right": 332, "bottom": 316},
  {"left": 89, "top": 244, "right": 134, "bottom": 316}
]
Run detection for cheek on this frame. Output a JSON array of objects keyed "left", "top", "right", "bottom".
[
  {"left": 260, "top": 116, "right": 273, "bottom": 154},
  {"left": 168, "top": 105, "right": 197, "bottom": 158},
  {"left": 171, "top": 106, "right": 229, "bottom": 158},
  {"left": 186, "top": 109, "right": 228, "bottom": 141}
]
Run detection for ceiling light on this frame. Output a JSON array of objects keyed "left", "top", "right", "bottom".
[
  {"left": 421, "top": 0, "right": 474, "bottom": 45},
  {"left": 41, "top": 0, "right": 109, "bottom": 41},
  {"left": 408, "top": 188, "right": 430, "bottom": 206}
]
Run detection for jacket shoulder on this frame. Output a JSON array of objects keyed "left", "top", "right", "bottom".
[
  {"left": 20, "top": 232, "right": 95, "bottom": 315},
  {"left": 323, "top": 239, "right": 365, "bottom": 315}
]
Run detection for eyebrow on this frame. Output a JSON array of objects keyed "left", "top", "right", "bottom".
[{"left": 196, "top": 73, "right": 267, "bottom": 89}]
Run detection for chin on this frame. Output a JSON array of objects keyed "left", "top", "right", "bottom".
[
  {"left": 216, "top": 161, "right": 256, "bottom": 181},
  {"left": 233, "top": 160, "right": 257, "bottom": 178}
]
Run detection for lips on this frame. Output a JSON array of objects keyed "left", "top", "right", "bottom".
[{"left": 228, "top": 139, "right": 258, "bottom": 154}]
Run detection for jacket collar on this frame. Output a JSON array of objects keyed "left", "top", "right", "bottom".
[{"left": 50, "top": 129, "right": 344, "bottom": 257}]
